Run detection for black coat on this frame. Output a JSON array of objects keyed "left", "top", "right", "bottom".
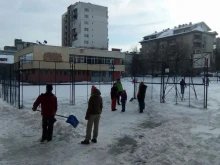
[
  {"left": 137, "top": 85, "right": 147, "bottom": 102},
  {"left": 180, "top": 80, "right": 186, "bottom": 87},
  {"left": 111, "top": 86, "right": 118, "bottom": 99}
]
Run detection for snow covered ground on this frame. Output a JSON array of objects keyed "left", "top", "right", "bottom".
[{"left": 1, "top": 77, "right": 220, "bottom": 164}]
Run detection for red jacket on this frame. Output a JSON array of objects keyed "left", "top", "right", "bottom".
[{"left": 33, "top": 92, "right": 57, "bottom": 117}]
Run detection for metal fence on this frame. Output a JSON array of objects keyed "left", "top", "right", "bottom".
[
  {"left": 0, "top": 62, "right": 20, "bottom": 108},
  {"left": 0, "top": 58, "right": 119, "bottom": 109},
  {"left": 131, "top": 56, "right": 210, "bottom": 108}
]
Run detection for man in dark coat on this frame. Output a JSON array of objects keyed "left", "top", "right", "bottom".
[
  {"left": 32, "top": 84, "right": 57, "bottom": 142},
  {"left": 81, "top": 88, "right": 103, "bottom": 144},
  {"left": 111, "top": 83, "right": 118, "bottom": 111},
  {"left": 180, "top": 79, "right": 186, "bottom": 94},
  {"left": 137, "top": 82, "right": 147, "bottom": 113},
  {"left": 116, "top": 79, "right": 123, "bottom": 105}
]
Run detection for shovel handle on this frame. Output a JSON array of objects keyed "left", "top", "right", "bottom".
[{"left": 35, "top": 110, "right": 68, "bottom": 119}]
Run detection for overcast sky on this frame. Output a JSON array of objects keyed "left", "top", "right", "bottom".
[{"left": 0, "top": 0, "right": 219, "bottom": 51}]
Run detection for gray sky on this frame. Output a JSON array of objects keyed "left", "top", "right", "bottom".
[{"left": 0, "top": 0, "right": 219, "bottom": 51}]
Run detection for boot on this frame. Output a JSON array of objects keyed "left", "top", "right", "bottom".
[
  {"left": 91, "top": 139, "right": 97, "bottom": 143},
  {"left": 81, "top": 140, "right": 90, "bottom": 144}
]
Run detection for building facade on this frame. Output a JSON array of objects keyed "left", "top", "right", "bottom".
[
  {"left": 62, "top": 2, "right": 108, "bottom": 50},
  {"left": 140, "top": 22, "right": 217, "bottom": 69},
  {"left": 14, "top": 45, "right": 124, "bottom": 83}
]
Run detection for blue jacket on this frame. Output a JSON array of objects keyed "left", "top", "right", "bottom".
[{"left": 121, "top": 91, "right": 127, "bottom": 103}]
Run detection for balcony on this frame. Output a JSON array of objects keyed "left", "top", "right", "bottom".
[
  {"left": 193, "top": 38, "right": 202, "bottom": 43},
  {"left": 73, "top": 13, "right": 77, "bottom": 19},
  {"left": 169, "top": 42, "right": 176, "bottom": 46},
  {"left": 73, "top": 37, "right": 78, "bottom": 41},
  {"left": 72, "top": 28, "right": 77, "bottom": 36},
  {"left": 193, "top": 43, "right": 202, "bottom": 48}
]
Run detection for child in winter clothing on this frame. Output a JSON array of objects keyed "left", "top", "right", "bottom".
[
  {"left": 111, "top": 83, "right": 118, "bottom": 111},
  {"left": 121, "top": 90, "right": 127, "bottom": 112},
  {"left": 137, "top": 82, "right": 147, "bottom": 113},
  {"left": 81, "top": 88, "right": 103, "bottom": 145},
  {"left": 180, "top": 79, "right": 186, "bottom": 94},
  {"left": 116, "top": 79, "right": 123, "bottom": 105},
  {"left": 91, "top": 85, "right": 96, "bottom": 95}
]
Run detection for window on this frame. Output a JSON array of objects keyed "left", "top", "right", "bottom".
[
  {"left": 0, "top": 58, "right": 7, "bottom": 62},
  {"left": 194, "top": 35, "right": 202, "bottom": 40},
  {"left": 193, "top": 42, "right": 202, "bottom": 47},
  {"left": 69, "top": 55, "right": 75, "bottom": 63},
  {"left": 78, "top": 70, "right": 81, "bottom": 75},
  {"left": 84, "top": 28, "right": 89, "bottom": 31},
  {"left": 103, "top": 71, "right": 106, "bottom": 77},
  {"left": 84, "top": 34, "right": 89, "bottom": 38},
  {"left": 120, "top": 59, "right": 124, "bottom": 65},
  {"left": 84, "top": 41, "right": 89, "bottom": 44},
  {"left": 84, "top": 8, "right": 89, "bottom": 12},
  {"left": 82, "top": 70, "right": 86, "bottom": 75},
  {"left": 85, "top": 15, "right": 89, "bottom": 18},
  {"left": 84, "top": 21, "right": 89, "bottom": 25}
]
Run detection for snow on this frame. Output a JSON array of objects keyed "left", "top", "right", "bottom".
[
  {"left": 1, "top": 77, "right": 220, "bottom": 164},
  {"left": 192, "top": 26, "right": 204, "bottom": 32},
  {"left": 157, "top": 29, "right": 173, "bottom": 38}
]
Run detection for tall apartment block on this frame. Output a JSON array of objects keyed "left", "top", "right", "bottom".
[{"left": 62, "top": 2, "right": 108, "bottom": 50}]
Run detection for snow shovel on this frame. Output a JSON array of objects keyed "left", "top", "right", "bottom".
[{"left": 35, "top": 110, "right": 79, "bottom": 128}]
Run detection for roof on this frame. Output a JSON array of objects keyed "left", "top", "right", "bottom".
[{"left": 140, "top": 22, "right": 215, "bottom": 43}]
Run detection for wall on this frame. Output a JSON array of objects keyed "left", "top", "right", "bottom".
[
  {"left": 0, "top": 55, "right": 14, "bottom": 64},
  {"left": 15, "top": 45, "right": 125, "bottom": 83}
]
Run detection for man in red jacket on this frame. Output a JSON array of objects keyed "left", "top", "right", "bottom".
[{"left": 32, "top": 84, "right": 57, "bottom": 142}]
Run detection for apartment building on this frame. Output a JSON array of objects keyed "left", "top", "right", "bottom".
[
  {"left": 140, "top": 22, "right": 218, "bottom": 68},
  {"left": 62, "top": 2, "right": 108, "bottom": 50}
]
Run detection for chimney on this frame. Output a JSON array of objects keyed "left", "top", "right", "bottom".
[
  {"left": 155, "top": 31, "right": 157, "bottom": 33},
  {"left": 174, "top": 26, "right": 177, "bottom": 28},
  {"left": 189, "top": 22, "right": 192, "bottom": 25},
  {"left": 179, "top": 25, "right": 181, "bottom": 28}
]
